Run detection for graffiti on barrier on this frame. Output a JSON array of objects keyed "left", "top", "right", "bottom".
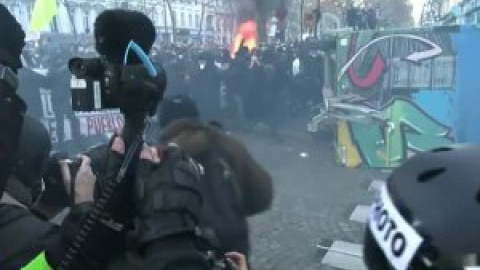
[
  {"left": 334, "top": 29, "right": 457, "bottom": 168},
  {"left": 337, "top": 98, "right": 453, "bottom": 168}
]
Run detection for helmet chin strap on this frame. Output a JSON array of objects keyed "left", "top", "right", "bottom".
[{"left": 0, "top": 62, "right": 19, "bottom": 91}]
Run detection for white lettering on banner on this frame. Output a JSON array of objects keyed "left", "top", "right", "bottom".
[
  {"left": 63, "top": 116, "right": 72, "bottom": 141},
  {"left": 75, "top": 113, "right": 124, "bottom": 137},
  {"left": 39, "top": 88, "right": 59, "bottom": 143},
  {"left": 79, "top": 117, "right": 88, "bottom": 136},
  {"left": 41, "top": 119, "right": 59, "bottom": 144},
  {"left": 39, "top": 88, "right": 55, "bottom": 119},
  {"left": 368, "top": 185, "right": 424, "bottom": 270}
]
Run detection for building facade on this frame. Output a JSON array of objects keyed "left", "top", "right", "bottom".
[
  {"left": 0, "top": 0, "right": 234, "bottom": 45},
  {"left": 459, "top": 0, "right": 480, "bottom": 24},
  {"left": 438, "top": 0, "right": 480, "bottom": 25}
]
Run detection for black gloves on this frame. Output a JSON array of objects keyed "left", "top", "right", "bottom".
[{"left": 134, "top": 144, "right": 203, "bottom": 248}]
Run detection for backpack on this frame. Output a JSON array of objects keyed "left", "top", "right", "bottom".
[{"left": 193, "top": 129, "right": 250, "bottom": 256}]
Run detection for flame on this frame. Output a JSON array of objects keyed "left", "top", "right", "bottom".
[{"left": 230, "top": 20, "right": 258, "bottom": 58}]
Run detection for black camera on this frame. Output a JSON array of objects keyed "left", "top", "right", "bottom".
[
  {"left": 69, "top": 57, "right": 120, "bottom": 111},
  {"left": 68, "top": 57, "right": 166, "bottom": 114}
]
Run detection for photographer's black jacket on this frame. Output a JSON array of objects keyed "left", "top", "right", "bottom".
[
  {"left": 0, "top": 202, "right": 55, "bottom": 269},
  {"left": 0, "top": 199, "right": 123, "bottom": 270}
]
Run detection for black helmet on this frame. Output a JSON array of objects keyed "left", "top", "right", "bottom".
[
  {"left": 364, "top": 144, "right": 480, "bottom": 270},
  {"left": 158, "top": 94, "right": 199, "bottom": 128}
]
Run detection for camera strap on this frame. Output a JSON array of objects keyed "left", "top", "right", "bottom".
[{"left": 0, "top": 63, "right": 18, "bottom": 91}]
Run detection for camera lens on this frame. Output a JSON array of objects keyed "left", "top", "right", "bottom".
[
  {"left": 68, "top": 58, "right": 104, "bottom": 78},
  {"left": 68, "top": 58, "right": 87, "bottom": 77}
]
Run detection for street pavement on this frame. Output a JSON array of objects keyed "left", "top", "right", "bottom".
[{"left": 234, "top": 121, "right": 386, "bottom": 270}]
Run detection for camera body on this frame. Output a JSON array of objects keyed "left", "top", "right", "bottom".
[
  {"left": 69, "top": 58, "right": 114, "bottom": 111},
  {"left": 69, "top": 57, "right": 166, "bottom": 114}
]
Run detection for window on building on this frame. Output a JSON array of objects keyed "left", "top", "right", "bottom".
[
  {"left": 466, "top": 13, "right": 475, "bottom": 24},
  {"left": 195, "top": 14, "right": 200, "bottom": 28},
  {"left": 216, "top": 18, "right": 221, "bottom": 31},
  {"left": 206, "top": 15, "right": 213, "bottom": 30},
  {"left": 159, "top": 9, "right": 164, "bottom": 26},
  {"left": 51, "top": 16, "right": 59, "bottom": 32},
  {"left": 181, "top": 12, "right": 185, "bottom": 27},
  {"left": 84, "top": 10, "right": 89, "bottom": 33},
  {"left": 189, "top": 14, "right": 193, "bottom": 28}
]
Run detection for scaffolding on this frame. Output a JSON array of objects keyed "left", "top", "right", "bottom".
[{"left": 420, "top": 0, "right": 445, "bottom": 26}]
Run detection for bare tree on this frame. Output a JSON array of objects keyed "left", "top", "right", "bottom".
[
  {"left": 300, "top": 0, "right": 305, "bottom": 39},
  {"left": 61, "top": 0, "right": 78, "bottom": 36},
  {"left": 164, "top": 0, "right": 177, "bottom": 42},
  {"left": 198, "top": 0, "right": 216, "bottom": 44}
]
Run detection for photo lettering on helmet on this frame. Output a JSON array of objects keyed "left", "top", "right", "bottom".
[{"left": 368, "top": 185, "right": 423, "bottom": 270}]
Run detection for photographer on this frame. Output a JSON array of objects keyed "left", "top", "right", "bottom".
[
  {"left": 0, "top": 5, "right": 131, "bottom": 270},
  {"left": 1, "top": 128, "right": 98, "bottom": 269},
  {"left": 85, "top": 10, "right": 250, "bottom": 270},
  {"left": 153, "top": 95, "right": 273, "bottom": 261}
]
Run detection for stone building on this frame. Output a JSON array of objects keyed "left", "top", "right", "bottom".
[{"left": 0, "top": 0, "right": 234, "bottom": 45}]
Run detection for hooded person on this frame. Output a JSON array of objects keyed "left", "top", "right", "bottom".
[
  {"left": 0, "top": 3, "right": 27, "bottom": 198},
  {"left": 189, "top": 53, "right": 222, "bottom": 121},
  {"left": 153, "top": 95, "right": 274, "bottom": 260}
]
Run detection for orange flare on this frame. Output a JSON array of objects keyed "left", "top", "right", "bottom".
[{"left": 230, "top": 20, "right": 258, "bottom": 58}]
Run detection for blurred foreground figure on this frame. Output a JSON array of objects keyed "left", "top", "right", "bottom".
[
  {"left": 364, "top": 145, "right": 480, "bottom": 270},
  {"left": 156, "top": 95, "right": 274, "bottom": 259},
  {"left": 0, "top": 3, "right": 26, "bottom": 194}
]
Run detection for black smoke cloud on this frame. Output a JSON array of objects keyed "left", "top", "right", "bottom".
[{"left": 233, "top": 0, "right": 288, "bottom": 22}]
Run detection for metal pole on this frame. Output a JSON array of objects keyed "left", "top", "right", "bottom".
[
  {"left": 164, "top": 0, "right": 168, "bottom": 36},
  {"left": 300, "top": 0, "right": 304, "bottom": 41}
]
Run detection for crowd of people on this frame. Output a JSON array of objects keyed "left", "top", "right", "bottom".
[
  {"left": 346, "top": 4, "right": 379, "bottom": 30},
  {"left": 2, "top": 3, "right": 480, "bottom": 270},
  {"left": 18, "top": 31, "right": 325, "bottom": 148}
]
